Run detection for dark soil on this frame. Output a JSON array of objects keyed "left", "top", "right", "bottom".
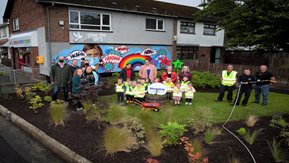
[{"left": 1, "top": 93, "right": 288, "bottom": 163}]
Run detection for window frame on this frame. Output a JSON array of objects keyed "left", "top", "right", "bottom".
[
  {"left": 145, "top": 18, "right": 165, "bottom": 31},
  {"left": 69, "top": 10, "right": 112, "bottom": 31},
  {"left": 203, "top": 23, "right": 216, "bottom": 36},
  {"left": 12, "top": 18, "right": 20, "bottom": 31},
  {"left": 180, "top": 21, "right": 195, "bottom": 34},
  {"left": 176, "top": 46, "right": 199, "bottom": 60}
]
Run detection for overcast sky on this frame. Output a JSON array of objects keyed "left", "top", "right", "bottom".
[{"left": 0, "top": 0, "right": 201, "bottom": 23}]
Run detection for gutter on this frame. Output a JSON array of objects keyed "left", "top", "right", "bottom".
[{"left": 46, "top": 2, "right": 54, "bottom": 71}]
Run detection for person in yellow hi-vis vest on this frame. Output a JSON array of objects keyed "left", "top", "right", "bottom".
[
  {"left": 215, "top": 65, "right": 237, "bottom": 103},
  {"left": 124, "top": 79, "right": 134, "bottom": 103},
  {"left": 184, "top": 83, "right": 196, "bottom": 105},
  {"left": 173, "top": 83, "right": 182, "bottom": 105},
  {"left": 163, "top": 78, "right": 175, "bottom": 100},
  {"left": 133, "top": 82, "right": 146, "bottom": 102},
  {"left": 115, "top": 78, "right": 125, "bottom": 104}
]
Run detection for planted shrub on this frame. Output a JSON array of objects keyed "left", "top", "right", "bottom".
[
  {"left": 267, "top": 138, "right": 288, "bottom": 162},
  {"left": 180, "top": 137, "right": 208, "bottom": 163},
  {"left": 32, "top": 82, "right": 51, "bottom": 94},
  {"left": 123, "top": 118, "right": 146, "bottom": 150},
  {"left": 188, "top": 107, "right": 212, "bottom": 134},
  {"left": 106, "top": 105, "right": 128, "bottom": 125},
  {"left": 15, "top": 87, "right": 25, "bottom": 99},
  {"left": 243, "top": 129, "right": 262, "bottom": 145},
  {"left": 102, "top": 127, "right": 137, "bottom": 155},
  {"left": 49, "top": 100, "right": 66, "bottom": 126},
  {"left": 43, "top": 96, "right": 52, "bottom": 103},
  {"left": 191, "top": 71, "right": 220, "bottom": 88},
  {"left": 160, "top": 122, "right": 186, "bottom": 146},
  {"left": 236, "top": 127, "right": 247, "bottom": 136},
  {"left": 145, "top": 132, "right": 163, "bottom": 157},
  {"left": 204, "top": 128, "right": 222, "bottom": 144},
  {"left": 29, "top": 95, "right": 44, "bottom": 113},
  {"left": 83, "top": 102, "right": 102, "bottom": 122},
  {"left": 246, "top": 115, "right": 259, "bottom": 127}
]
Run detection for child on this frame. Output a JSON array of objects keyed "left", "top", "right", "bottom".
[
  {"left": 124, "top": 80, "right": 134, "bottom": 103},
  {"left": 184, "top": 83, "right": 196, "bottom": 105},
  {"left": 71, "top": 68, "right": 84, "bottom": 111},
  {"left": 133, "top": 82, "right": 146, "bottom": 102},
  {"left": 153, "top": 78, "right": 161, "bottom": 83},
  {"left": 173, "top": 83, "right": 182, "bottom": 105},
  {"left": 115, "top": 78, "right": 125, "bottom": 104},
  {"left": 140, "top": 78, "right": 149, "bottom": 92},
  {"left": 180, "top": 76, "right": 190, "bottom": 92},
  {"left": 163, "top": 78, "right": 175, "bottom": 100}
]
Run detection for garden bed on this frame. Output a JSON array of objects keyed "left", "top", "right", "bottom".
[{"left": 1, "top": 93, "right": 289, "bottom": 163}]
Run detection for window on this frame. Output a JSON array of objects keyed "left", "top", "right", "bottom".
[
  {"left": 69, "top": 10, "right": 111, "bottom": 31},
  {"left": 203, "top": 24, "right": 216, "bottom": 35},
  {"left": 12, "top": 18, "right": 19, "bottom": 31},
  {"left": 177, "top": 46, "right": 199, "bottom": 60},
  {"left": 146, "top": 18, "right": 164, "bottom": 31},
  {"left": 1, "top": 28, "right": 7, "bottom": 37},
  {"left": 180, "top": 21, "right": 195, "bottom": 34}
]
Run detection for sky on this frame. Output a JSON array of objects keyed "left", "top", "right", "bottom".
[{"left": 0, "top": 0, "right": 201, "bottom": 23}]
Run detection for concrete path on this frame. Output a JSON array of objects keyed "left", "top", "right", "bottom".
[{"left": 0, "top": 116, "right": 66, "bottom": 163}]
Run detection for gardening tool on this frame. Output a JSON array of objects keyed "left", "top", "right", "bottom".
[{"left": 129, "top": 99, "right": 160, "bottom": 112}]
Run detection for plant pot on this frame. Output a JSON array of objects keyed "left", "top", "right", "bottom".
[{"left": 145, "top": 94, "right": 168, "bottom": 104}]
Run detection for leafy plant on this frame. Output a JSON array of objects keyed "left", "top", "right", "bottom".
[
  {"left": 180, "top": 137, "right": 208, "bottom": 163},
  {"left": 24, "top": 87, "right": 36, "bottom": 101},
  {"left": 188, "top": 107, "right": 212, "bottom": 134},
  {"left": 102, "top": 127, "right": 137, "bottom": 155},
  {"left": 49, "top": 100, "right": 66, "bottom": 126},
  {"left": 106, "top": 105, "right": 128, "bottom": 125},
  {"left": 43, "top": 96, "right": 52, "bottom": 103},
  {"left": 204, "top": 128, "right": 222, "bottom": 144},
  {"left": 29, "top": 95, "right": 44, "bottom": 113},
  {"left": 236, "top": 128, "right": 247, "bottom": 136},
  {"left": 267, "top": 138, "right": 288, "bottom": 162},
  {"left": 145, "top": 132, "right": 163, "bottom": 157},
  {"left": 246, "top": 115, "right": 259, "bottom": 127},
  {"left": 243, "top": 129, "right": 262, "bottom": 145},
  {"left": 191, "top": 71, "right": 220, "bottom": 88},
  {"left": 270, "top": 117, "right": 288, "bottom": 129},
  {"left": 160, "top": 122, "right": 186, "bottom": 146},
  {"left": 32, "top": 82, "right": 51, "bottom": 94},
  {"left": 15, "top": 87, "right": 25, "bottom": 99},
  {"left": 123, "top": 118, "right": 146, "bottom": 150}
]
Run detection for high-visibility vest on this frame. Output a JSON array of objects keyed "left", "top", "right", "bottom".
[
  {"left": 173, "top": 87, "right": 182, "bottom": 97},
  {"left": 181, "top": 81, "right": 190, "bottom": 91},
  {"left": 163, "top": 82, "right": 175, "bottom": 92},
  {"left": 185, "top": 87, "right": 196, "bottom": 98},
  {"left": 125, "top": 85, "right": 134, "bottom": 95},
  {"left": 221, "top": 70, "right": 237, "bottom": 86},
  {"left": 115, "top": 84, "right": 125, "bottom": 93},
  {"left": 133, "top": 87, "right": 145, "bottom": 98},
  {"left": 141, "top": 83, "right": 149, "bottom": 92}
]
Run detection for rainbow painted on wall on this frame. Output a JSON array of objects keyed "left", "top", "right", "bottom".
[{"left": 118, "top": 53, "right": 151, "bottom": 69}]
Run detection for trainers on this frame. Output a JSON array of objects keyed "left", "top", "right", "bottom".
[
  {"left": 76, "top": 108, "right": 81, "bottom": 111},
  {"left": 189, "top": 103, "right": 192, "bottom": 105},
  {"left": 177, "top": 102, "right": 180, "bottom": 105},
  {"left": 185, "top": 102, "right": 188, "bottom": 105},
  {"left": 174, "top": 101, "right": 177, "bottom": 105}
]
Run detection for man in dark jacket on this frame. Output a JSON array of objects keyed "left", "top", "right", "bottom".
[
  {"left": 50, "top": 56, "right": 71, "bottom": 101},
  {"left": 120, "top": 63, "right": 135, "bottom": 81},
  {"left": 233, "top": 69, "right": 256, "bottom": 106}
]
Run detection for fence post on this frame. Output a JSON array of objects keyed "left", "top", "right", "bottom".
[{"left": 13, "top": 70, "right": 18, "bottom": 87}]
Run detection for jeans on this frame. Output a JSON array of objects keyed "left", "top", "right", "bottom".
[
  {"left": 52, "top": 85, "right": 68, "bottom": 101},
  {"left": 117, "top": 92, "right": 124, "bottom": 103},
  {"left": 235, "top": 87, "right": 251, "bottom": 105},
  {"left": 217, "top": 84, "right": 234, "bottom": 102},
  {"left": 255, "top": 84, "right": 270, "bottom": 105}
]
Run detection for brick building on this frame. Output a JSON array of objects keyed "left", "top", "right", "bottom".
[{"left": 3, "top": 0, "right": 225, "bottom": 75}]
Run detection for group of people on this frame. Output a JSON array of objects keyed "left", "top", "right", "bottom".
[
  {"left": 116, "top": 59, "right": 196, "bottom": 105},
  {"left": 216, "top": 64, "right": 275, "bottom": 106}
]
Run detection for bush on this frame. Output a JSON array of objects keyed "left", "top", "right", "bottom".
[
  {"left": 102, "top": 127, "right": 137, "bottom": 155},
  {"left": 123, "top": 118, "right": 146, "bottom": 150},
  {"left": 145, "top": 132, "right": 163, "bottom": 157},
  {"left": 106, "top": 105, "right": 128, "bottom": 125},
  {"left": 191, "top": 71, "right": 220, "bottom": 88},
  {"left": 43, "top": 96, "right": 52, "bottom": 103},
  {"left": 83, "top": 102, "right": 102, "bottom": 122},
  {"left": 204, "top": 128, "right": 222, "bottom": 144},
  {"left": 29, "top": 95, "right": 44, "bottom": 113},
  {"left": 188, "top": 107, "right": 212, "bottom": 134},
  {"left": 160, "top": 122, "right": 186, "bottom": 146},
  {"left": 32, "top": 82, "right": 51, "bottom": 94},
  {"left": 246, "top": 115, "right": 259, "bottom": 127},
  {"left": 49, "top": 100, "right": 66, "bottom": 126},
  {"left": 267, "top": 138, "right": 288, "bottom": 162}
]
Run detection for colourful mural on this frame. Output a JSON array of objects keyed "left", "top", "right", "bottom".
[{"left": 52, "top": 44, "right": 171, "bottom": 73}]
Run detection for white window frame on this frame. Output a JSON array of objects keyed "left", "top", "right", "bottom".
[
  {"left": 180, "top": 21, "right": 195, "bottom": 34},
  {"left": 69, "top": 10, "right": 112, "bottom": 31},
  {"left": 203, "top": 23, "right": 216, "bottom": 35},
  {"left": 12, "top": 18, "right": 20, "bottom": 31},
  {"left": 145, "top": 18, "right": 165, "bottom": 31},
  {"left": 0, "top": 28, "right": 7, "bottom": 38}
]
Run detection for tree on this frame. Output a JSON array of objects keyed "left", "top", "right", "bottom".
[{"left": 196, "top": 0, "right": 289, "bottom": 52}]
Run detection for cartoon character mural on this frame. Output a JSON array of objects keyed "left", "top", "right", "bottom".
[{"left": 52, "top": 44, "right": 171, "bottom": 73}]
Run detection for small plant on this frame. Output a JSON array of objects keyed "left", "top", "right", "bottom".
[
  {"left": 145, "top": 132, "right": 163, "bottom": 157},
  {"left": 124, "top": 118, "right": 146, "bottom": 150},
  {"left": 246, "top": 115, "right": 259, "bottom": 127},
  {"left": 49, "top": 100, "right": 66, "bottom": 126},
  {"left": 102, "top": 127, "right": 137, "bottom": 155},
  {"left": 204, "top": 128, "right": 222, "bottom": 144},
  {"left": 83, "top": 102, "right": 102, "bottom": 122},
  {"left": 188, "top": 107, "right": 212, "bottom": 134},
  {"left": 29, "top": 95, "right": 44, "bottom": 113},
  {"left": 32, "top": 82, "right": 51, "bottom": 94},
  {"left": 180, "top": 137, "right": 208, "bottom": 163},
  {"left": 15, "top": 87, "right": 25, "bottom": 99},
  {"left": 106, "top": 105, "right": 128, "bottom": 125},
  {"left": 270, "top": 117, "right": 288, "bottom": 129},
  {"left": 243, "top": 129, "right": 262, "bottom": 145},
  {"left": 236, "top": 127, "right": 247, "bottom": 136},
  {"left": 267, "top": 138, "right": 288, "bottom": 162},
  {"left": 160, "top": 122, "right": 186, "bottom": 146},
  {"left": 43, "top": 96, "right": 52, "bottom": 103}
]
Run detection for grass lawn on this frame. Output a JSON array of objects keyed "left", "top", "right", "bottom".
[{"left": 100, "top": 91, "right": 289, "bottom": 125}]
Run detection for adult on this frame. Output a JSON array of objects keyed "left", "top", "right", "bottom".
[
  {"left": 178, "top": 66, "right": 192, "bottom": 81},
  {"left": 253, "top": 65, "right": 275, "bottom": 106},
  {"left": 69, "top": 59, "right": 79, "bottom": 77},
  {"left": 139, "top": 59, "right": 157, "bottom": 83},
  {"left": 215, "top": 64, "right": 237, "bottom": 103},
  {"left": 50, "top": 56, "right": 71, "bottom": 101},
  {"left": 161, "top": 65, "right": 177, "bottom": 83},
  {"left": 83, "top": 66, "right": 99, "bottom": 85},
  {"left": 120, "top": 63, "right": 135, "bottom": 81}
]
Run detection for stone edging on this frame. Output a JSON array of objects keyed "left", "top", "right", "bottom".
[{"left": 0, "top": 105, "right": 92, "bottom": 163}]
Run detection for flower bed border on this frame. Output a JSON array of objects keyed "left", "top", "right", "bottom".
[{"left": 0, "top": 104, "right": 92, "bottom": 163}]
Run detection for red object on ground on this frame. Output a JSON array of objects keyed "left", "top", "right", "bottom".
[{"left": 141, "top": 102, "right": 160, "bottom": 107}]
